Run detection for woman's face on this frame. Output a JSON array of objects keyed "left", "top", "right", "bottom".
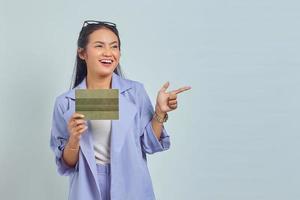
[{"left": 79, "top": 28, "right": 120, "bottom": 77}]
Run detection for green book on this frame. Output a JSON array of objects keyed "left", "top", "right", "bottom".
[{"left": 75, "top": 89, "right": 119, "bottom": 120}]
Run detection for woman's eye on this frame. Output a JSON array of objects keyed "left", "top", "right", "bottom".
[
  {"left": 112, "top": 45, "right": 119, "bottom": 49},
  {"left": 95, "top": 45, "right": 103, "bottom": 48}
]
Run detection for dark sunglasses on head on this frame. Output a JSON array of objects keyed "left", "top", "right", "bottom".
[{"left": 82, "top": 20, "right": 117, "bottom": 29}]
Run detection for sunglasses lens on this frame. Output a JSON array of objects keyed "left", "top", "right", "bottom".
[{"left": 83, "top": 21, "right": 116, "bottom": 28}]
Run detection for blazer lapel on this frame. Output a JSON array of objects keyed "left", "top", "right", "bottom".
[{"left": 111, "top": 72, "right": 138, "bottom": 153}]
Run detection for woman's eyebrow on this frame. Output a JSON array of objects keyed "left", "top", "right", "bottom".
[{"left": 93, "top": 41, "right": 118, "bottom": 45}]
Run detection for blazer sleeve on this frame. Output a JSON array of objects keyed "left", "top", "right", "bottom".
[
  {"left": 136, "top": 83, "right": 171, "bottom": 154},
  {"left": 50, "top": 97, "right": 78, "bottom": 176}
]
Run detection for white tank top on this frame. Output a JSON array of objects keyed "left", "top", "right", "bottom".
[{"left": 90, "top": 120, "right": 111, "bottom": 165}]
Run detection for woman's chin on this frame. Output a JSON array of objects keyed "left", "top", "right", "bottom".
[{"left": 96, "top": 69, "right": 114, "bottom": 77}]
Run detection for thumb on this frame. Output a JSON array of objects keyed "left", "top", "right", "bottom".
[{"left": 160, "top": 81, "right": 170, "bottom": 92}]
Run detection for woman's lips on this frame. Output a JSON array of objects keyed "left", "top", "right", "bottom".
[{"left": 99, "top": 59, "right": 113, "bottom": 67}]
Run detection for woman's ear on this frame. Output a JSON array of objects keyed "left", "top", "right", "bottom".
[{"left": 77, "top": 48, "right": 86, "bottom": 60}]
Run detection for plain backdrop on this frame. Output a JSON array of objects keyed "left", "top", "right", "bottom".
[{"left": 0, "top": 0, "right": 300, "bottom": 199}]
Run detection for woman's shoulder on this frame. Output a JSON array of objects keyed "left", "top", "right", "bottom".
[
  {"left": 129, "top": 79, "right": 143, "bottom": 88},
  {"left": 56, "top": 88, "right": 74, "bottom": 99},
  {"left": 53, "top": 89, "right": 74, "bottom": 110},
  {"left": 121, "top": 76, "right": 145, "bottom": 91}
]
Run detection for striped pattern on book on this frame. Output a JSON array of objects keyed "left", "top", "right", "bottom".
[{"left": 75, "top": 89, "right": 119, "bottom": 120}]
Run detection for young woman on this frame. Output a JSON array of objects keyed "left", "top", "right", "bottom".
[{"left": 50, "top": 20, "right": 191, "bottom": 200}]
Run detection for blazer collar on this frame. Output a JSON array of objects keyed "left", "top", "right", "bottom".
[{"left": 66, "top": 72, "right": 132, "bottom": 99}]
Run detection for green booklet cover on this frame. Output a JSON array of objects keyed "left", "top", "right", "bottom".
[{"left": 75, "top": 89, "right": 119, "bottom": 120}]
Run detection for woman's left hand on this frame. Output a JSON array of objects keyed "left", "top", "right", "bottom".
[{"left": 155, "top": 82, "right": 191, "bottom": 114}]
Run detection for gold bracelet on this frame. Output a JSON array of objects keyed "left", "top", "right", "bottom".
[{"left": 153, "top": 111, "right": 168, "bottom": 123}]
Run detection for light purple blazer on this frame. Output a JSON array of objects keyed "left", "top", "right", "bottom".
[{"left": 50, "top": 72, "right": 170, "bottom": 200}]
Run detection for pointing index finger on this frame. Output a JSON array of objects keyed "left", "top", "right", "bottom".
[{"left": 173, "top": 86, "right": 192, "bottom": 95}]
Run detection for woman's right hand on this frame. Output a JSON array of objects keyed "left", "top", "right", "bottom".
[{"left": 67, "top": 113, "right": 87, "bottom": 148}]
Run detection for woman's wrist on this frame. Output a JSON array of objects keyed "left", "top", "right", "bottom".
[
  {"left": 154, "top": 104, "right": 168, "bottom": 123},
  {"left": 155, "top": 104, "right": 166, "bottom": 118},
  {"left": 67, "top": 136, "right": 80, "bottom": 150}
]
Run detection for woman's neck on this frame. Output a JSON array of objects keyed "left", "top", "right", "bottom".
[{"left": 86, "top": 73, "right": 112, "bottom": 89}]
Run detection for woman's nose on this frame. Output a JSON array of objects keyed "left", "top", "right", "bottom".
[{"left": 102, "top": 47, "right": 112, "bottom": 56}]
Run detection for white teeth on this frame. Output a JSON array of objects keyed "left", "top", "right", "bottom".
[{"left": 100, "top": 59, "right": 112, "bottom": 64}]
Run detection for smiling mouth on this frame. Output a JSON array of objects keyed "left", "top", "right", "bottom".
[{"left": 99, "top": 59, "right": 113, "bottom": 64}]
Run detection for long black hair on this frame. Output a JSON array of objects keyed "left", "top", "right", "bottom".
[{"left": 70, "top": 21, "right": 124, "bottom": 89}]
